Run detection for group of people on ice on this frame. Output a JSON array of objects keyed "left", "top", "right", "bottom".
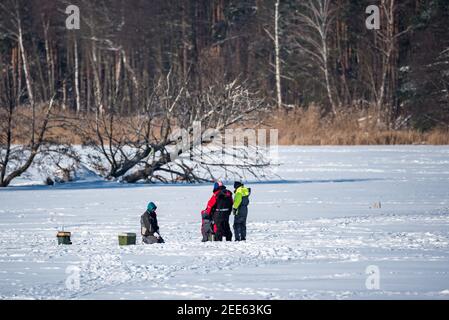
[
  {"left": 201, "top": 181, "right": 251, "bottom": 242},
  {"left": 140, "top": 181, "right": 251, "bottom": 244}
]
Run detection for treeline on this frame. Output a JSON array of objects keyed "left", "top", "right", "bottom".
[
  {"left": 1, "top": 0, "right": 448, "bottom": 128},
  {"left": 0, "top": 0, "right": 448, "bottom": 187}
]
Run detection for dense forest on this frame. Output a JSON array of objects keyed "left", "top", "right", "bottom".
[
  {"left": 0, "top": 0, "right": 449, "bottom": 186},
  {"left": 1, "top": 0, "right": 448, "bottom": 124}
]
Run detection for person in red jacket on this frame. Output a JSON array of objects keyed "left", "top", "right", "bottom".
[{"left": 202, "top": 181, "right": 233, "bottom": 241}]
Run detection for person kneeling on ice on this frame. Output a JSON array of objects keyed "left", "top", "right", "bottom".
[
  {"left": 201, "top": 209, "right": 214, "bottom": 242},
  {"left": 202, "top": 181, "right": 233, "bottom": 241},
  {"left": 233, "top": 181, "right": 251, "bottom": 241},
  {"left": 141, "top": 202, "right": 164, "bottom": 244}
]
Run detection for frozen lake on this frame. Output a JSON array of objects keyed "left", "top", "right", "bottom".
[{"left": 1, "top": 146, "right": 449, "bottom": 299}]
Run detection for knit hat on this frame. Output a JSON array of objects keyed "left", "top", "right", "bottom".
[
  {"left": 234, "top": 181, "right": 243, "bottom": 189},
  {"left": 147, "top": 202, "right": 157, "bottom": 212},
  {"left": 213, "top": 181, "right": 224, "bottom": 192}
]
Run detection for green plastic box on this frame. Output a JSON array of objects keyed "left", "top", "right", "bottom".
[{"left": 118, "top": 233, "right": 136, "bottom": 245}]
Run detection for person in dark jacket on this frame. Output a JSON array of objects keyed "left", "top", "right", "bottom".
[
  {"left": 141, "top": 202, "right": 164, "bottom": 244},
  {"left": 202, "top": 181, "right": 233, "bottom": 241},
  {"left": 233, "top": 181, "right": 251, "bottom": 241}
]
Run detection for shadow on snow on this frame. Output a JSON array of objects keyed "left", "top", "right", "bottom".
[{"left": 0, "top": 178, "right": 385, "bottom": 192}]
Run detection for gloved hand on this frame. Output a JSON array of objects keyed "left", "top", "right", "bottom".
[
  {"left": 201, "top": 210, "right": 209, "bottom": 220},
  {"left": 232, "top": 208, "right": 238, "bottom": 216}
]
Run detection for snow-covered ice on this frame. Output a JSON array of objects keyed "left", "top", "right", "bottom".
[{"left": 1, "top": 146, "right": 449, "bottom": 299}]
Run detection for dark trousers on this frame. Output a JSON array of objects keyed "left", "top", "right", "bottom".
[
  {"left": 233, "top": 206, "right": 248, "bottom": 241},
  {"left": 223, "top": 213, "right": 233, "bottom": 241},
  {"left": 213, "top": 212, "right": 233, "bottom": 241}
]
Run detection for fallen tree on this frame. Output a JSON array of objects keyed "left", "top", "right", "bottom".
[{"left": 77, "top": 72, "right": 274, "bottom": 183}]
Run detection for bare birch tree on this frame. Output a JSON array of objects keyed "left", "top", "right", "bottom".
[
  {"left": 363, "top": 0, "right": 411, "bottom": 127},
  {"left": 274, "top": 0, "right": 282, "bottom": 109},
  {"left": 289, "top": 0, "right": 338, "bottom": 115}
]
